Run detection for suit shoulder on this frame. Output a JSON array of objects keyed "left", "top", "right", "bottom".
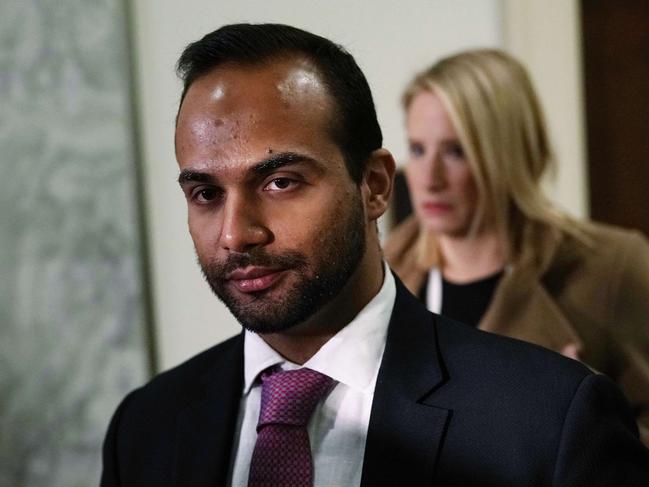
[
  {"left": 126, "top": 333, "right": 243, "bottom": 410},
  {"left": 435, "top": 315, "right": 592, "bottom": 387}
]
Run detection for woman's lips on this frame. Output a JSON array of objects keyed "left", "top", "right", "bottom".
[
  {"left": 227, "top": 267, "right": 286, "bottom": 293},
  {"left": 422, "top": 201, "right": 453, "bottom": 214}
]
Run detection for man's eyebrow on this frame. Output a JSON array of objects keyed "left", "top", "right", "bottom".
[
  {"left": 177, "top": 170, "right": 214, "bottom": 185},
  {"left": 177, "top": 152, "right": 320, "bottom": 185},
  {"left": 253, "top": 152, "right": 320, "bottom": 174}
]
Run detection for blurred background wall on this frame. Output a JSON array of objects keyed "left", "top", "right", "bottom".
[
  {"left": 5, "top": 1, "right": 643, "bottom": 485},
  {"left": 0, "top": 1, "right": 151, "bottom": 485}
]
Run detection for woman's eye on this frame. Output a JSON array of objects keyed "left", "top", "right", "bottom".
[
  {"left": 408, "top": 142, "right": 425, "bottom": 158},
  {"left": 444, "top": 142, "right": 465, "bottom": 161}
]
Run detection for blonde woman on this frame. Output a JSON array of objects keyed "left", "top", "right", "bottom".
[{"left": 385, "top": 49, "right": 649, "bottom": 444}]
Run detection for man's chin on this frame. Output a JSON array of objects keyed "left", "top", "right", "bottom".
[
  {"left": 212, "top": 278, "right": 335, "bottom": 335},
  {"left": 211, "top": 286, "right": 301, "bottom": 334},
  {"left": 239, "top": 319, "right": 299, "bottom": 336},
  {"left": 225, "top": 301, "right": 305, "bottom": 335}
]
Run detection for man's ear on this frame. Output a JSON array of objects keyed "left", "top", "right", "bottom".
[{"left": 361, "top": 148, "right": 396, "bottom": 222}]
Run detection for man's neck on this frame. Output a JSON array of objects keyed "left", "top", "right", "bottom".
[{"left": 259, "top": 254, "right": 385, "bottom": 365}]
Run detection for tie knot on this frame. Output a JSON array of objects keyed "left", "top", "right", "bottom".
[{"left": 257, "top": 368, "right": 334, "bottom": 429}]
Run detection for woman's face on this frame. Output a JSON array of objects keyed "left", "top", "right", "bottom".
[{"left": 405, "top": 91, "right": 478, "bottom": 238}]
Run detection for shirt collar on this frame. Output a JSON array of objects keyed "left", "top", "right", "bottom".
[{"left": 243, "top": 263, "right": 396, "bottom": 394}]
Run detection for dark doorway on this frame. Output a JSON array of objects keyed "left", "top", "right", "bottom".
[{"left": 581, "top": 1, "right": 649, "bottom": 236}]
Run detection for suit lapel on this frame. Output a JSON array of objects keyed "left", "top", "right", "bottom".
[
  {"left": 173, "top": 334, "right": 244, "bottom": 487},
  {"left": 361, "top": 278, "right": 451, "bottom": 487}
]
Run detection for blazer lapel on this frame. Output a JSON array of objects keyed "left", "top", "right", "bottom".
[
  {"left": 361, "top": 278, "right": 451, "bottom": 487},
  {"left": 173, "top": 334, "right": 244, "bottom": 487},
  {"left": 481, "top": 269, "right": 583, "bottom": 354},
  {"left": 480, "top": 219, "right": 583, "bottom": 354}
]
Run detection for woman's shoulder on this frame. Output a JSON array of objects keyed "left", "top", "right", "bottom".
[
  {"left": 561, "top": 220, "right": 649, "bottom": 260},
  {"left": 384, "top": 215, "right": 430, "bottom": 294},
  {"left": 384, "top": 215, "right": 421, "bottom": 263},
  {"left": 521, "top": 218, "right": 649, "bottom": 294},
  {"left": 545, "top": 220, "right": 649, "bottom": 299}
]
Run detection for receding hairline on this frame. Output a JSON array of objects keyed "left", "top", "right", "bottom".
[
  {"left": 178, "top": 52, "right": 334, "bottom": 109},
  {"left": 179, "top": 53, "right": 341, "bottom": 123},
  {"left": 174, "top": 23, "right": 383, "bottom": 184},
  {"left": 174, "top": 54, "right": 345, "bottom": 168}
]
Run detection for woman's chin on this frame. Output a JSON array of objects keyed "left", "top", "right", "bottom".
[{"left": 420, "top": 218, "right": 464, "bottom": 237}]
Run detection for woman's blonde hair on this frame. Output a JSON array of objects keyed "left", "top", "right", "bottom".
[{"left": 403, "top": 49, "right": 586, "bottom": 263}]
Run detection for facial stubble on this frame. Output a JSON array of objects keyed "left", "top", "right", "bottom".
[{"left": 199, "top": 192, "right": 367, "bottom": 334}]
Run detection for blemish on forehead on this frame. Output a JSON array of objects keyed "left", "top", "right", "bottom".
[
  {"left": 190, "top": 118, "right": 223, "bottom": 137},
  {"left": 190, "top": 117, "right": 222, "bottom": 128},
  {"left": 230, "top": 120, "right": 242, "bottom": 141},
  {"left": 268, "top": 148, "right": 274, "bottom": 154}
]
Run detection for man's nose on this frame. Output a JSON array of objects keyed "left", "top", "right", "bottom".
[{"left": 218, "top": 195, "right": 272, "bottom": 253}]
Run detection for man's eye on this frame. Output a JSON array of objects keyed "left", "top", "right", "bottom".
[
  {"left": 265, "top": 178, "right": 295, "bottom": 191},
  {"left": 193, "top": 187, "right": 219, "bottom": 203}
]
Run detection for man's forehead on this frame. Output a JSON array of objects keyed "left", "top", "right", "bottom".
[
  {"left": 183, "top": 57, "right": 331, "bottom": 112},
  {"left": 175, "top": 56, "right": 339, "bottom": 166},
  {"left": 275, "top": 58, "right": 325, "bottom": 99}
]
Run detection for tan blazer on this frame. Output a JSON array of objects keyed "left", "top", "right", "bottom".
[{"left": 385, "top": 216, "right": 649, "bottom": 445}]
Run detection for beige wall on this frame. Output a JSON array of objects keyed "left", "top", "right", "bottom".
[
  {"left": 503, "top": 0, "right": 588, "bottom": 218},
  {"left": 130, "top": 0, "right": 583, "bottom": 371}
]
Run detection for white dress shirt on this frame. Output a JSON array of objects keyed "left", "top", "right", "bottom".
[{"left": 228, "top": 265, "right": 396, "bottom": 487}]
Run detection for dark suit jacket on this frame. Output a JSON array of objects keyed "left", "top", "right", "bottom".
[
  {"left": 101, "top": 278, "right": 649, "bottom": 486},
  {"left": 386, "top": 216, "right": 649, "bottom": 445}
]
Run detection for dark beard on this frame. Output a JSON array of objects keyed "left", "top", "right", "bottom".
[{"left": 199, "top": 194, "right": 366, "bottom": 334}]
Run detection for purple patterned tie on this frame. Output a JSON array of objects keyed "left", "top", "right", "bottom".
[{"left": 247, "top": 368, "right": 334, "bottom": 487}]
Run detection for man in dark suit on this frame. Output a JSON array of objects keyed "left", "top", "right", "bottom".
[{"left": 101, "top": 23, "right": 649, "bottom": 486}]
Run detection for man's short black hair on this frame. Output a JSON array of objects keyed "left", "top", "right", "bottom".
[{"left": 176, "top": 23, "right": 383, "bottom": 183}]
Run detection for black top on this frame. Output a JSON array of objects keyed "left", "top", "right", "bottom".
[{"left": 421, "top": 270, "right": 504, "bottom": 327}]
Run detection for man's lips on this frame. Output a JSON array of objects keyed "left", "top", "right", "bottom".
[{"left": 226, "top": 267, "right": 286, "bottom": 293}]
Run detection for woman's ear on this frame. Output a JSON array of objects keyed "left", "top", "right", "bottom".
[{"left": 361, "top": 148, "right": 396, "bottom": 221}]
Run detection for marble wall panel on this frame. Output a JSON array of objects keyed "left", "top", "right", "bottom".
[{"left": 0, "top": 1, "right": 150, "bottom": 485}]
